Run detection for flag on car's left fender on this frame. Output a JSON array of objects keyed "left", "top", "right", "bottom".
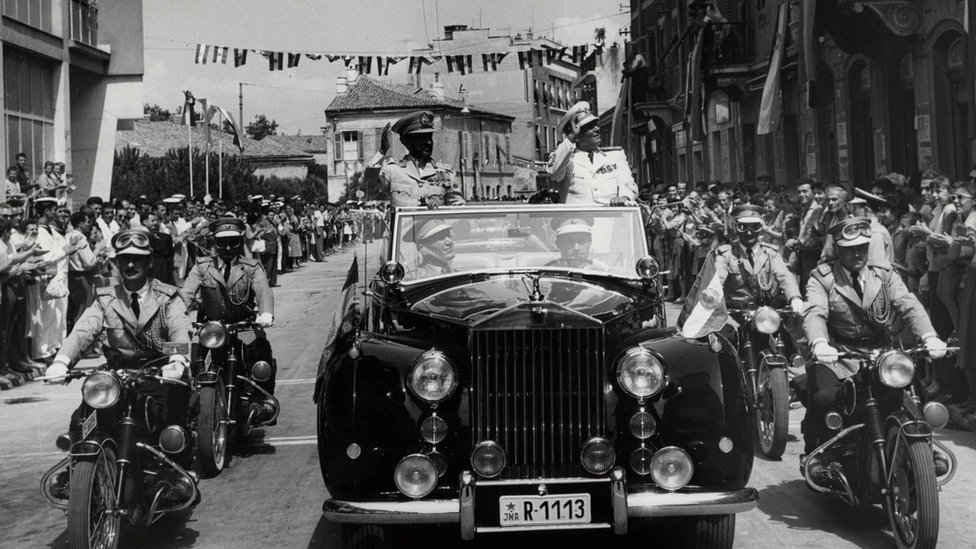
[
  {"left": 677, "top": 251, "right": 727, "bottom": 339},
  {"left": 315, "top": 255, "right": 360, "bottom": 398}
]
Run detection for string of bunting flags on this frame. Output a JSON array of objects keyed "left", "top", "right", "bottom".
[{"left": 193, "top": 43, "right": 601, "bottom": 73}]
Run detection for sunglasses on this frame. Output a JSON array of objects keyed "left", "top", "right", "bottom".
[
  {"left": 735, "top": 222, "right": 762, "bottom": 233},
  {"left": 111, "top": 230, "right": 150, "bottom": 250},
  {"left": 215, "top": 237, "right": 243, "bottom": 249},
  {"left": 950, "top": 194, "right": 973, "bottom": 201},
  {"left": 841, "top": 223, "right": 872, "bottom": 239}
]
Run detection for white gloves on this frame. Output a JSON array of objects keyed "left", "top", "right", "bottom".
[
  {"left": 924, "top": 337, "right": 947, "bottom": 360},
  {"left": 161, "top": 355, "right": 189, "bottom": 380},
  {"left": 44, "top": 360, "right": 69, "bottom": 382},
  {"left": 813, "top": 341, "right": 839, "bottom": 364},
  {"left": 790, "top": 298, "right": 805, "bottom": 315},
  {"left": 256, "top": 312, "right": 274, "bottom": 327}
]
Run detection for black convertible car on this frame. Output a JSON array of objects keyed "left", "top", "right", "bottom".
[{"left": 315, "top": 205, "right": 757, "bottom": 547}]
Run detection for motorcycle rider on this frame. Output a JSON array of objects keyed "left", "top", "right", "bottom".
[
  {"left": 179, "top": 216, "right": 277, "bottom": 422},
  {"left": 45, "top": 227, "right": 193, "bottom": 466},
  {"left": 678, "top": 204, "right": 804, "bottom": 331},
  {"left": 802, "top": 217, "right": 947, "bottom": 463}
]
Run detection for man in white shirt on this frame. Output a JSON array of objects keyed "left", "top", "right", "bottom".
[{"left": 95, "top": 206, "right": 120, "bottom": 258}]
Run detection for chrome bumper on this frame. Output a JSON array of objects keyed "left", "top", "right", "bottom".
[{"left": 323, "top": 468, "right": 759, "bottom": 537}]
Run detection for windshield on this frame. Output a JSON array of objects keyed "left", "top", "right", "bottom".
[{"left": 391, "top": 206, "right": 648, "bottom": 283}]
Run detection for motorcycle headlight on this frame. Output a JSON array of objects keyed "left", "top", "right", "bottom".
[
  {"left": 877, "top": 350, "right": 915, "bottom": 388},
  {"left": 379, "top": 261, "right": 406, "bottom": 284},
  {"left": 199, "top": 322, "right": 228, "bottom": 349},
  {"left": 635, "top": 256, "right": 660, "bottom": 279},
  {"left": 407, "top": 350, "right": 457, "bottom": 403},
  {"left": 616, "top": 347, "right": 666, "bottom": 399},
  {"left": 753, "top": 306, "right": 781, "bottom": 334},
  {"left": 82, "top": 372, "right": 122, "bottom": 410}
]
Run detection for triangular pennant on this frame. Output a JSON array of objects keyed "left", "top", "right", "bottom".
[
  {"left": 343, "top": 55, "right": 355, "bottom": 67},
  {"left": 326, "top": 55, "right": 341, "bottom": 63},
  {"left": 305, "top": 54, "right": 323, "bottom": 61}
]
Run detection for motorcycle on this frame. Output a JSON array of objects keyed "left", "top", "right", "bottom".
[
  {"left": 39, "top": 356, "right": 200, "bottom": 549},
  {"left": 192, "top": 319, "right": 278, "bottom": 477},
  {"left": 801, "top": 345, "right": 957, "bottom": 549},
  {"left": 728, "top": 305, "right": 796, "bottom": 459}
]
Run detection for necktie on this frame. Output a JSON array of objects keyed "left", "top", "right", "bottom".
[
  {"left": 746, "top": 247, "right": 755, "bottom": 268},
  {"left": 223, "top": 261, "right": 232, "bottom": 282},
  {"left": 130, "top": 292, "right": 140, "bottom": 319},
  {"left": 587, "top": 151, "right": 595, "bottom": 164},
  {"left": 851, "top": 270, "right": 863, "bottom": 300}
]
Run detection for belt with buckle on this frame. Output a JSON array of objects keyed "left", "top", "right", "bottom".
[{"left": 833, "top": 333, "right": 886, "bottom": 348}]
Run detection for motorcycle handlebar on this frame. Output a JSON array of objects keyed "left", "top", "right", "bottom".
[{"left": 835, "top": 345, "right": 960, "bottom": 360}]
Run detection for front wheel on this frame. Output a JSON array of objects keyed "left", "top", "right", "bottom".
[
  {"left": 196, "top": 380, "right": 228, "bottom": 478},
  {"left": 885, "top": 434, "right": 940, "bottom": 549},
  {"left": 755, "top": 362, "right": 789, "bottom": 460},
  {"left": 67, "top": 447, "right": 121, "bottom": 549}
]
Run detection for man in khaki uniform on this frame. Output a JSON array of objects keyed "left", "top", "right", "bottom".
[
  {"left": 802, "top": 217, "right": 947, "bottom": 455},
  {"left": 379, "top": 110, "right": 463, "bottom": 208},
  {"left": 45, "top": 227, "right": 193, "bottom": 465}
]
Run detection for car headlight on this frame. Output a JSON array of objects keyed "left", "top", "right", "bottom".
[
  {"left": 753, "top": 306, "right": 781, "bottom": 334},
  {"left": 877, "top": 350, "right": 915, "bottom": 388},
  {"left": 199, "top": 322, "right": 228, "bottom": 349},
  {"left": 616, "top": 347, "right": 666, "bottom": 399},
  {"left": 407, "top": 350, "right": 457, "bottom": 403},
  {"left": 82, "top": 372, "right": 122, "bottom": 410}
]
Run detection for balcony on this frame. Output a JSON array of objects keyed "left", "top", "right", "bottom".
[
  {"left": 701, "top": 22, "right": 755, "bottom": 71},
  {"left": 69, "top": 0, "right": 97, "bottom": 46}
]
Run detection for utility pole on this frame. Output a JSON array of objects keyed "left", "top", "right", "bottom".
[{"left": 239, "top": 83, "right": 245, "bottom": 136}]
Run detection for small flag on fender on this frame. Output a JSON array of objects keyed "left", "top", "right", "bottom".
[{"left": 676, "top": 252, "right": 728, "bottom": 338}]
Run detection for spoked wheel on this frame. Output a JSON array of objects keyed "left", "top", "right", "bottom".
[
  {"left": 67, "top": 447, "right": 121, "bottom": 549},
  {"left": 755, "top": 361, "right": 789, "bottom": 460},
  {"left": 885, "top": 435, "right": 940, "bottom": 549},
  {"left": 196, "top": 378, "right": 228, "bottom": 478}
]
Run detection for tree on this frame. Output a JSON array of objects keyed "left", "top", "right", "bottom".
[
  {"left": 144, "top": 103, "right": 172, "bottom": 122},
  {"left": 245, "top": 114, "right": 279, "bottom": 140}
]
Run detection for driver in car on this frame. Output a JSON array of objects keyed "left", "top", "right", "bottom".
[
  {"left": 409, "top": 218, "right": 455, "bottom": 277},
  {"left": 546, "top": 216, "right": 610, "bottom": 270}
]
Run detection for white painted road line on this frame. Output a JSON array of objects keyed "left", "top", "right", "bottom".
[{"left": 277, "top": 378, "right": 317, "bottom": 386}]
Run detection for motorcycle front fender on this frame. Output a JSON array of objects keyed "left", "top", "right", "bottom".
[
  {"left": 70, "top": 436, "right": 116, "bottom": 461},
  {"left": 885, "top": 412, "right": 933, "bottom": 440}
]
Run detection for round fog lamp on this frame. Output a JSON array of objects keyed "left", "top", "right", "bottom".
[
  {"left": 629, "top": 411, "right": 657, "bottom": 440},
  {"left": 394, "top": 454, "right": 437, "bottom": 498},
  {"left": 630, "top": 447, "right": 654, "bottom": 476},
  {"left": 650, "top": 446, "right": 694, "bottom": 491},
  {"left": 581, "top": 437, "right": 615, "bottom": 474},
  {"left": 251, "top": 360, "right": 272, "bottom": 382},
  {"left": 923, "top": 402, "right": 949, "bottom": 429},
  {"left": 159, "top": 425, "right": 188, "bottom": 454},
  {"left": 471, "top": 441, "right": 506, "bottom": 478},
  {"left": 82, "top": 372, "right": 121, "bottom": 410},
  {"left": 427, "top": 450, "right": 448, "bottom": 477},
  {"left": 421, "top": 415, "right": 448, "bottom": 444}
]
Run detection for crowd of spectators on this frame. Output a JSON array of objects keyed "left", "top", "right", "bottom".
[
  {"left": 644, "top": 169, "right": 976, "bottom": 412},
  {"left": 0, "top": 167, "right": 385, "bottom": 389}
]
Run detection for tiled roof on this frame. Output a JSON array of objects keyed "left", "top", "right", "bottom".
[
  {"left": 116, "top": 120, "right": 314, "bottom": 161},
  {"left": 264, "top": 134, "right": 330, "bottom": 153},
  {"left": 325, "top": 77, "right": 512, "bottom": 119}
]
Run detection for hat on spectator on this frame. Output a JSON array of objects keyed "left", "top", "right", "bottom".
[
  {"left": 249, "top": 194, "right": 264, "bottom": 202},
  {"left": 392, "top": 111, "right": 437, "bottom": 136},
  {"left": 162, "top": 196, "right": 182, "bottom": 205},
  {"left": 111, "top": 227, "right": 152, "bottom": 256},
  {"left": 828, "top": 216, "right": 872, "bottom": 247},
  {"left": 33, "top": 196, "right": 59, "bottom": 213},
  {"left": 730, "top": 204, "right": 764, "bottom": 224},
  {"left": 853, "top": 187, "right": 888, "bottom": 209},
  {"left": 557, "top": 101, "right": 597, "bottom": 136},
  {"left": 404, "top": 218, "right": 452, "bottom": 243},
  {"left": 171, "top": 194, "right": 186, "bottom": 201},
  {"left": 210, "top": 217, "right": 245, "bottom": 238},
  {"left": 550, "top": 215, "right": 594, "bottom": 236}
]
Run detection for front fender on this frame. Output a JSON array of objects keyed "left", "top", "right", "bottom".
[
  {"left": 70, "top": 436, "right": 116, "bottom": 461},
  {"left": 885, "top": 411, "right": 933, "bottom": 440}
]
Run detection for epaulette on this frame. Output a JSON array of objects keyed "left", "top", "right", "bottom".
[
  {"left": 239, "top": 257, "right": 261, "bottom": 267},
  {"left": 815, "top": 263, "right": 833, "bottom": 277},
  {"left": 152, "top": 279, "right": 178, "bottom": 297},
  {"left": 196, "top": 256, "right": 213, "bottom": 264},
  {"left": 867, "top": 261, "right": 892, "bottom": 271},
  {"left": 95, "top": 286, "right": 114, "bottom": 297},
  {"left": 759, "top": 241, "right": 778, "bottom": 250},
  {"left": 599, "top": 146, "right": 623, "bottom": 152},
  {"left": 717, "top": 244, "right": 732, "bottom": 254}
]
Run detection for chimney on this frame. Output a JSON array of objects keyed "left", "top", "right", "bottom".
[
  {"left": 346, "top": 66, "right": 359, "bottom": 86},
  {"left": 336, "top": 75, "right": 348, "bottom": 95},
  {"left": 430, "top": 72, "right": 445, "bottom": 100}
]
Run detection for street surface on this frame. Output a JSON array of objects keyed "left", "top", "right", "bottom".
[{"left": 2, "top": 242, "right": 976, "bottom": 548}]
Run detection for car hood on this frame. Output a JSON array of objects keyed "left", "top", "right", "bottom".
[{"left": 409, "top": 275, "right": 646, "bottom": 324}]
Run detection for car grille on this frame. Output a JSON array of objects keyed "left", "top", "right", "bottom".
[{"left": 471, "top": 327, "right": 606, "bottom": 479}]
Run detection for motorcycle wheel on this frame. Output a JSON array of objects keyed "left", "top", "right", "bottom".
[
  {"left": 755, "top": 361, "right": 789, "bottom": 460},
  {"left": 67, "top": 447, "right": 121, "bottom": 549},
  {"left": 885, "top": 434, "right": 940, "bottom": 549},
  {"left": 196, "top": 378, "right": 228, "bottom": 478}
]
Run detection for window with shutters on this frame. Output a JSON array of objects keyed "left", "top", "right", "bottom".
[
  {"left": 334, "top": 130, "right": 361, "bottom": 171},
  {"left": 484, "top": 135, "right": 491, "bottom": 166},
  {"left": 505, "top": 134, "right": 511, "bottom": 163}
]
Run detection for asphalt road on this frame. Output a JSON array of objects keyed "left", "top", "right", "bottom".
[{"left": 2, "top": 242, "right": 975, "bottom": 548}]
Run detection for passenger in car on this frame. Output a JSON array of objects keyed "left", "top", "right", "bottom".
[
  {"left": 408, "top": 218, "right": 456, "bottom": 277},
  {"left": 547, "top": 101, "right": 638, "bottom": 206},
  {"left": 545, "top": 216, "right": 610, "bottom": 270},
  {"left": 379, "top": 111, "right": 464, "bottom": 208}
]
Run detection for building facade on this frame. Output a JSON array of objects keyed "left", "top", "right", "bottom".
[
  {"left": 624, "top": 0, "right": 973, "bottom": 190},
  {"left": 324, "top": 72, "right": 518, "bottom": 202},
  {"left": 1, "top": 0, "right": 145, "bottom": 199}
]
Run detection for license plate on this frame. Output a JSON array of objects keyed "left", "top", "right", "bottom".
[
  {"left": 81, "top": 411, "right": 97, "bottom": 439},
  {"left": 498, "top": 494, "right": 591, "bottom": 526},
  {"left": 903, "top": 391, "right": 919, "bottom": 419}
]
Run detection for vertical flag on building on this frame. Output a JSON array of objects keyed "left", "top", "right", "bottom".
[
  {"left": 211, "top": 105, "right": 245, "bottom": 152},
  {"left": 572, "top": 45, "right": 588, "bottom": 64},
  {"left": 676, "top": 251, "right": 728, "bottom": 339},
  {"left": 802, "top": 0, "right": 818, "bottom": 108},
  {"left": 181, "top": 90, "right": 196, "bottom": 126},
  {"left": 685, "top": 25, "right": 706, "bottom": 142},
  {"left": 758, "top": 2, "right": 789, "bottom": 135},
  {"left": 967, "top": 0, "right": 976, "bottom": 141},
  {"left": 234, "top": 48, "right": 248, "bottom": 67}
]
